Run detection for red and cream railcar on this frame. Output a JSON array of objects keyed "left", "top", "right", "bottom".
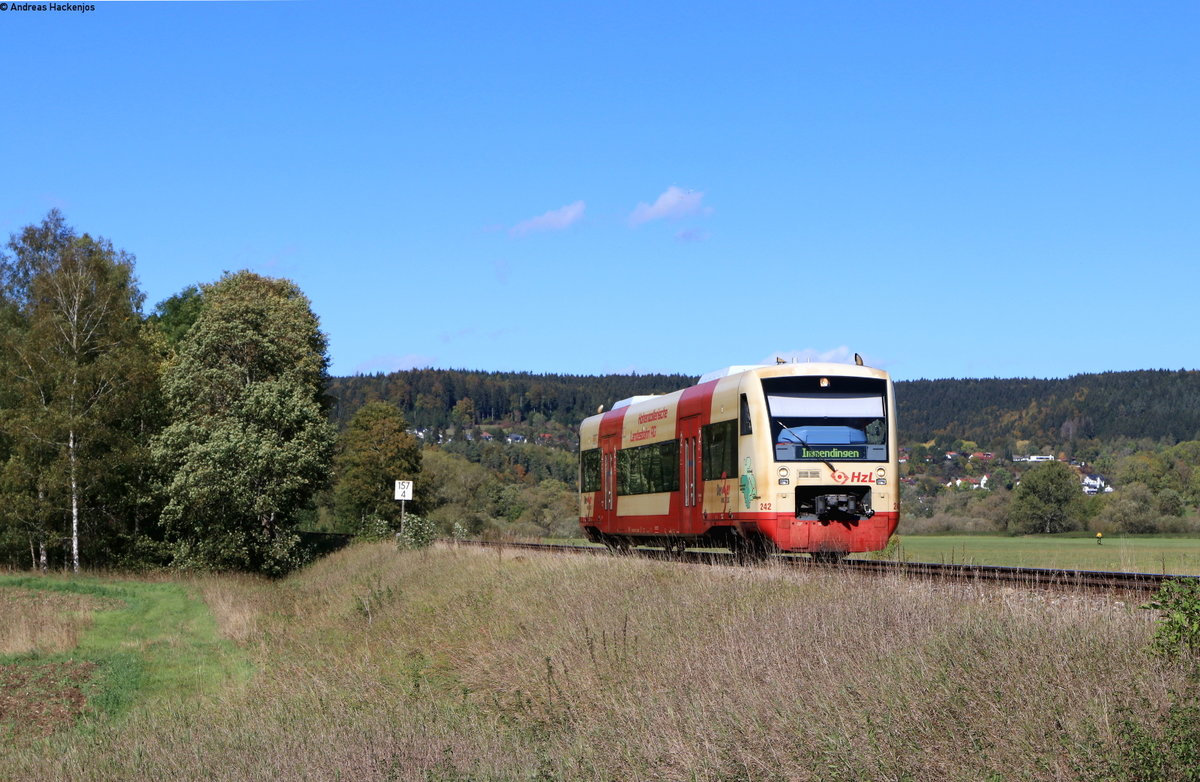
[{"left": 578, "top": 363, "right": 899, "bottom": 558}]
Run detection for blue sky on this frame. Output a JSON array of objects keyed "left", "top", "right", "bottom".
[{"left": 3, "top": 1, "right": 1197, "bottom": 381}]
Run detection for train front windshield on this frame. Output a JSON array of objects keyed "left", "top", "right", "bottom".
[{"left": 763, "top": 376, "right": 889, "bottom": 462}]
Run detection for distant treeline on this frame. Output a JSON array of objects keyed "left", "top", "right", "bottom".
[
  {"left": 331, "top": 368, "right": 1200, "bottom": 448},
  {"left": 328, "top": 369, "right": 697, "bottom": 430},
  {"left": 897, "top": 370, "right": 1200, "bottom": 447}
]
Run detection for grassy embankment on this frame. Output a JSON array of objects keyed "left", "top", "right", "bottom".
[{"left": 3, "top": 543, "right": 1199, "bottom": 780}]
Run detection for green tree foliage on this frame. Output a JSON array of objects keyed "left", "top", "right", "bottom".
[
  {"left": 152, "top": 271, "right": 335, "bottom": 575},
  {"left": 441, "top": 439, "right": 576, "bottom": 484},
  {"left": 147, "top": 284, "right": 204, "bottom": 349},
  {"left": 0, "top": 211, "right": 160, "bottom": 571},
  {"left": 333, "top": 401, "right": 422, "bottom": 532},
  {"left": 1158, "top": 488, "right": 1186, "bottom": 518},
  {"left": 513, "top": 478, "right": 576, "bottom": 537},
  {"left": 328, "top": 368, "right": 695, "bottom": 430},
  {"left": 1142, "top": 578, "right": 1200, "bottom": 660},
  {"left": 898, "top": 371, "right": 1200, "bottom": 449},
  {"left": 1094, "top": 483, "right": 1160, "bottom": 534},
  {"left": 415, "top": 445, "right": 578, "bottom": 539},
  {"left": 395, "top": 513, "right": 436, "bottom": 549},
  {"left": 989, "top": 466, "right": 1015, "bottom": 491},
  {"left": 1007, "top": 461, "right": 1084, "bottom": 534},
  {"left": 450, "top": 396, "right": 476, "bottom": 428},
  {"left": 421, "top": 449, "right": 496, "bottom": 535}
]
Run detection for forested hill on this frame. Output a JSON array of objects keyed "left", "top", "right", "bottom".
[
  {"left": 896, "top": 370, "right": 1200, "bottom": 447},
  {"left": 328, "top": 369, "right": 697, "bottom": 430},
  {"left": 329, "top": 368, "right": 1200, "bottom": 448}
]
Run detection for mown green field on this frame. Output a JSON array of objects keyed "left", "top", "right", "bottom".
[{"left": 888, "top": 534, "right": 1200, "bottom": 575}]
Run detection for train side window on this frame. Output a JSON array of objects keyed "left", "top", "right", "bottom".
[
  {"left": 618, "top": 447, "right": 642, "bottom": 494},
  {"left": 616, "top": 440, "right": 679, "bottom": 495},
  {"left": 739, "top": 394, "right": 753, "bottom": 435},
  {"left": 580, "top": 448, "right": 601, "bottom": 493},
  {"left": 702, "top": 419, "right": 738, "bottom": 481},
  {"left": 652, "top": 440, "right": 679, "bottom": 493}
]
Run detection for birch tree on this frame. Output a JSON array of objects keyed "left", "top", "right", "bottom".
[{"left": 0, "top": 211, "right": 153, "bottom": 571}]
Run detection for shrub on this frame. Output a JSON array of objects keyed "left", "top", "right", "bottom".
[
  {"left": 1095, "top": 483, "right": 1160, "bottom": 534},
  {"left": 1158, "top": 488, "right": 1187, "bottom": 518},
  {"left": 1142, "top": 578, "right": 1200, "bottom": 660},
  {"left": 353, "top": 514, "right": 393, "bottom": 542},
  {"left": 396, "top": 514, "right": 436, "bottom": 550},
  {"left": 1111, "top": 686, "right": 1200, "bottom": 782}
]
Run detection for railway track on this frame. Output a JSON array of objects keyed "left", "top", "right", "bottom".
[{"left": 446, "top": 538, "right": 1194, "bottom": 594}]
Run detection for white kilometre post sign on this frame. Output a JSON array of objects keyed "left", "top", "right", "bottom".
[{"left": 394, "top": 480, "right": 413, "bottom": 534}]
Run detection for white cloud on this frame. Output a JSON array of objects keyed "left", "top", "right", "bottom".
[
  {"left": 630, "top": 186, "right": 710, "bottom": 226},
  {"left": 760, "top": 346, "right": 881, "bottom": 367},
  {"left": 510, "top": 200, "right": 585, "bottom": 237}
]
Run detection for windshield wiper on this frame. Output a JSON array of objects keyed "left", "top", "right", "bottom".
[{"left": 777, "top": 421, "right": 837, "bottom": 473}]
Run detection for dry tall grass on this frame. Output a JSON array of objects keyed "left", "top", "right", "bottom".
[
  {"left": 0, "top": 587, "right": 119, "bottom": 655},
  {"left": 3, "top": 543, "right": 1193, "bottom": 781}
]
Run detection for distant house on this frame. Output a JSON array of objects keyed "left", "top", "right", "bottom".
[
  {"left": 969, "top": 452, "right": 994, "bottom": 461},
  {"left": 1082, "top": 474, "right": 1108, "bottom": 495},
  {"left": 1028, "top": 455, "right": 1055, "bottom": 463},
  {"left": 506, "top": 434, "right": 526, "bottom": 444}
]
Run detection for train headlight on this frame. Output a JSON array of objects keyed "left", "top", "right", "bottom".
[
  {"left": 876, "top": 468, "right": 886, "bottom": 479},
  {"left": 778, "top": 467, "right": 789, "bottom": 478},
  {"left": 820, "top": 377, "right": 830, "bottom": 388}
]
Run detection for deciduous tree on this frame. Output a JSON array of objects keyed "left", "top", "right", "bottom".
[
  {"left": 152, "top": 271, "right": 335, "bottom": 574},
  {"left": 1007, "top": 461, "right": 1083, "bottom": 534},
  {"left": 333, "top": 401, "right": 421, "bottom": 531},
  {"left": 0, "top": 211, "right": 157, "bottom": 571}
]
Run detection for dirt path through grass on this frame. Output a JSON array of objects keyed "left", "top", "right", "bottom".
[{"left": 0, "top": 576, "right": 251, "bottom": 743}]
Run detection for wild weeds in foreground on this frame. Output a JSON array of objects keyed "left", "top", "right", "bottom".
[{"left": 1, "top": 544, "right": 1195, "bottom": 781}]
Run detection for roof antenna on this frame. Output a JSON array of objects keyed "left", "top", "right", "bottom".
[
  {"left": 776, "top": 357, "right": 786, "bottom": 364},
  {"left": 854, "top": 353, "right": 864, "bottom": 366}
]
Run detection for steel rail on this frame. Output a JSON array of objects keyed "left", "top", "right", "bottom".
[{"left": 443, "top": 539, "right": 1193, "bottom": 594}]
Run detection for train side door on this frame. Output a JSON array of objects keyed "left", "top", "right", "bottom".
[
  {"left": 679, "top": 415, "right": 701, "bottom": 534},
  {"left": 600, "top": 434, "right": 618, "bottom": 530}
]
